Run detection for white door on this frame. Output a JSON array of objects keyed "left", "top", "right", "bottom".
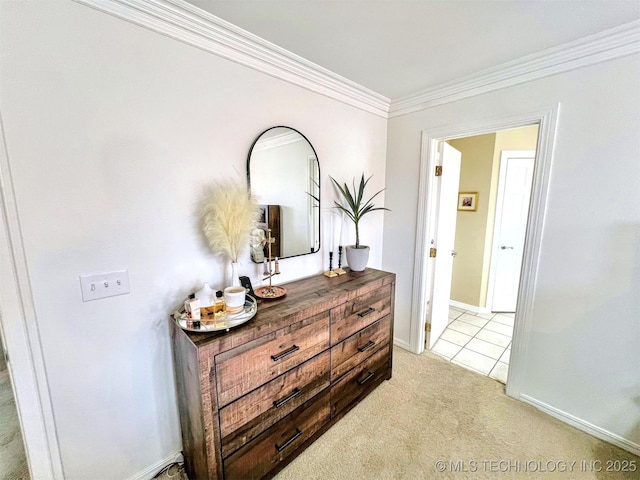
[
  {"left": 489, "top": 151, "right": 535, "bottom": 312},
  {"left": 428, "top": 142, "right": 461, "bottom": 348}
]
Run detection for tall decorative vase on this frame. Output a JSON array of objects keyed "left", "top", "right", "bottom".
[{"left": 229, "top": 262, "right": 241, "bottom": 287}]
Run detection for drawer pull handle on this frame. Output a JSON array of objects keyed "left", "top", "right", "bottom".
[
  {"left": 357, "top": 340, "right": 376, "bottom": 353},
  {"left": 271, "top": 345, "right": 299, "bottom": 362},
  {"left": 357, "top": 371, "right": 375, "bottom": 385},
  {"left": 357, "top": 307, "right": 376, "bottom": 317},
  {"left": 273, "top": 388, "right": 301, "bottom": 408},
  {"left": 275, "top": 428, "right": 302, "bottom": 452}
]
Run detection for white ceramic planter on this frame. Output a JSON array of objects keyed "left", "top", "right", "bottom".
[{"left": 345, "top": 245, "right": 370, "bottom": 272}]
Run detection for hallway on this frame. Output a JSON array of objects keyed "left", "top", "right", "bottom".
[{"left": 431, "top": 306, "right": 514, "bottom": 383}]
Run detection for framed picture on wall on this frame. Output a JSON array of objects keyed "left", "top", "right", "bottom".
[{"left": 457, "top": 192, "right": 478, "bottom": 211}]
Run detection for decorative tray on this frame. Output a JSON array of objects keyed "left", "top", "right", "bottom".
[
  {"left": 254, "top": 285, "right": 287, "bottom": 300},
  {"left": 174, "top": 295, "right": 257, "bottom": 333}
]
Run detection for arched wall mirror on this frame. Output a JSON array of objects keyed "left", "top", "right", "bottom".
[{"left": 247, "top": 126, "right": 320, "bottom": 262}]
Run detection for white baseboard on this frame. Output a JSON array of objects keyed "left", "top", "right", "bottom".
[
  {"left": 520, "top": 394, "right": 640, "bottom": 457},
  {"left": 393, "top": 337, "right": 413, "bottom": 352},
  {"left": 449, "top": 300, "right": 492, "bottom": 314},
  {"left": 127, "top": 451, "right": 183, "bottom": 480}
]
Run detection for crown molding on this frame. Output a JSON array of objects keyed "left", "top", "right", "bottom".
[
  {"left": 73, "top": 0, "right": 391, "bottom": 118},
  {"left": 389, "top": 20, "right": 640, "bottom": 118},
  {"left": 72, "top": 1, "right": 638, "bottom": 120}
]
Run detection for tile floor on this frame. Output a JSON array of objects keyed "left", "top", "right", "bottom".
[{"left": 431, "top": 306, "right": 514, "bottom": 383}]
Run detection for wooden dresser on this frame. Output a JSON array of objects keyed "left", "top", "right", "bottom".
[{"left": 170, "top": 268, "right": 395, "bottom": 480}]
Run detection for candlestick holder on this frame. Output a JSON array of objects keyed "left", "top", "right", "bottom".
[
  {"left": 333, "top": 245, "right": 346, "bottom": 275},
  {"left": 323, "top": 251, "right": 338, "bottom": 277},
  {"left": 255, "top": 229, "right": 287, "bottom": 299}
]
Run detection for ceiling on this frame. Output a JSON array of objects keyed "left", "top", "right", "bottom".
[{"left": 186, "top": 0, "right": 640, "bottom": 100}]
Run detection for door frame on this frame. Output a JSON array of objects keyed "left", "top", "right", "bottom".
[
  {"left": 486, "top": 150, "right": 536, "bottom": 313},
  {"left": 410, "top": 105, "right": 560, "bottom": 399},
  {"left": 0, "top": 113, "right": 64, "bottom": 479},
  {"left": 425, "top": 142, "right": 461, "bottom": 349}
]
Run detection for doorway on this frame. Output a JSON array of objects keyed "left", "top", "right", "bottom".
[
  {"left": 0, "top": 111, "right": 64, "bottom": 478},
  {"left": 488, "top": 150, "right": 536, "bottom": 313},
  {"left": 427, "top": 126, "right": 538, "bottom": 383},
  {"left": 410, "top": 105, "right": 559, "bottom": 399},
  {"left": 0, "top": 331, "right": 30, "bottom": 479}
]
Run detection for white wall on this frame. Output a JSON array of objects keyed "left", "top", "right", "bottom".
[
  {"left": 0, "top": 1, "right": 387, "bottom": 479},
  {"left": 384, "top": 54, "right": 640, "bottom": 448}
]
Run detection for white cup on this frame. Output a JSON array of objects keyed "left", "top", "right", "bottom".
[{"left": 224, "top": 286, "right": 246, "bottom": 313}]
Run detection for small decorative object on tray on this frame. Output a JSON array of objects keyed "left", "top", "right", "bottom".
[
  {"left": 254, "top": 285, "right": 287, "bottom": 300},
  {"left": 175, "top": 295, "right": 257, "bottom": 333},
  {"left": 257, "top": 228, "right": 286, "bottom": 300}
]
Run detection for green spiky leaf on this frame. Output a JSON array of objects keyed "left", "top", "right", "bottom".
[{"left": 330, "top": 174, "right": 390, "bottom": 248}]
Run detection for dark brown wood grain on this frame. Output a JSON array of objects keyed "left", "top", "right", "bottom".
[
  {"left": 330, "top": 315, "right": 391, "bottom": 381},
  {"left": 170, "top": 268, "right": 395, "bottom": 480},
  {"left": 219, "top": 351, "right": 330, "bottom": 457},
  {"left": 330, "top": 346, "right": 391, "bottom": 419},
  {"left": 186, "top": 268, "right": 393, "bottom": 349},
  {"left": 267, "top": 205, "right": 281, "bottom": 258},
  {"left": 170, "top": 321, "right": 212, "bottom": 480},
  {"left": 330, "top": 283, "right": 392, "bottom": 345},
  {"left": 215, "top": 312, "right": 330, "bottom": 407},
  {"left": 224, "top": 391, "right": 330, "bottom": 480}
]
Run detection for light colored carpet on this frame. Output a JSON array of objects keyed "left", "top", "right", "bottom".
[
  {"left": 274, "top": 347, "right": 639, "bottom": 479},
  {"left": 0, "top": 352, "right": 29, "bottom": 480},
  {"left": 154, "top": 463, "right": 188, "bottom": 480}
]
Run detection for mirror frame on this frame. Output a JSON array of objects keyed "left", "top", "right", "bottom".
[{"left": 247, "top": 126, "right": 321, "bottom": 262}]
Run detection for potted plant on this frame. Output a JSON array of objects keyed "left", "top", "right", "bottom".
[
  {"left": 330, "top": 173, "right": 389, "bottom": 271},
  {"left": 202, "top": 179, "right": 260, "bottom": 287}
]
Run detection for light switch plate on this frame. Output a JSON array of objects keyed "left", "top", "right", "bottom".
[{"left": 80, "top": 270, "right": 130, "bottom": 302}]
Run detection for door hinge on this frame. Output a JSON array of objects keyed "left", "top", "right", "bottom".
[
  {"left": 425, "top": 322, "right": 431, "bottom": 332},
  {"left": 435, "top": 166, "right": 442, "bottom": 176},
  {"left": 429, "top": 248, "right": 437, "bottom": 257}
]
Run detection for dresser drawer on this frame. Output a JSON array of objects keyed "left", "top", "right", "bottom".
[
  {"left": 219, "top": 351, "right": 330, "bottom": 458},
  {"left": 172, "top": 269, "right": 395, "bottom": 480},
  {"left": 216, "top": 312, "right": 330, "bottom": 407},
  {"left": 331, "top": 284, "right": 392, "bottom": 345},
  {"left": 224, "top": 391, "right": 330, "bottom": 480},
  {"left": 330, "top": 346, "right": 390, "bottom": 419},
  {"left": 331, "top": 316, "right": 391, "bottom": 381}
]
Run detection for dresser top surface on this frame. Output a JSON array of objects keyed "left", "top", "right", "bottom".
[{"left": 173, "top": 268, "right": 395, "bottom": 351}]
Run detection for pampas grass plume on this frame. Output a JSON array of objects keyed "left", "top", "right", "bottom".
[{"left": 202, "top": 180, "right": 260, "bottom": 263}]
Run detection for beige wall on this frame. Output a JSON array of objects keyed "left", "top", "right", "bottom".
[
  {"left": 449, "top": 125, "right": 538, "bottom": 308},
  {"left": 448, "top": 134, "right": 496, "bottom": 306}
]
